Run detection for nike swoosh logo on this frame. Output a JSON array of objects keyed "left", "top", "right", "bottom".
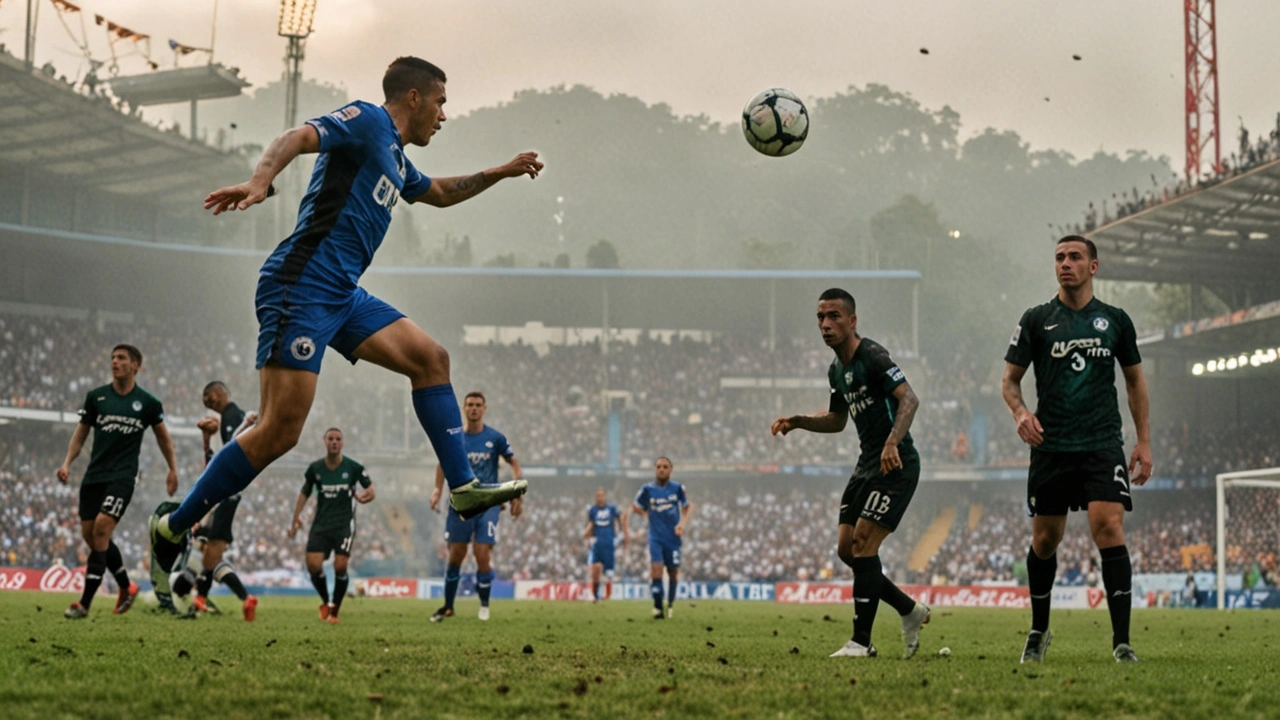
[
  {"left": 840, "top": 505, "right": 848, "bottom": 510},
  {"left": 855, "top": 598, "right": 872, "bottom": 603},
  {"left": 1044, "top": 324, "right": 1059, "bottom": 330}
]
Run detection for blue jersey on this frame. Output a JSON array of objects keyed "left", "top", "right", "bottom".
[
  {"left": 463, "top": 425, "right": 513, "bottom": 485},
  {"left": 588, "top": 503, "right": 621, "bottom": 546},
  {"left": 260, "top": 100, "right": 433, "bottom": 296},
  {"left": 634, "top": 481, "right": 687, "bottom": 544}
]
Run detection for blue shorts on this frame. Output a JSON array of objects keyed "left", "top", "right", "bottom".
[
  {"left": 445, "top": 505, "right": 500, "bottom": 546},
  {"left": 649, "top": 537, "right": 681, "bottom": 568},
  {"left": 254, "top": 278, "right": 405, "bottom": 373},
  {"left": 588, "top": 542, "right": 616, "bottom": 573}
]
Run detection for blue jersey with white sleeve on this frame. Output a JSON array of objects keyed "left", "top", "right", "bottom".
[
  {"left": 588, "top": 503, "right": 620, "bottom": 546},
  {"left": 463, "top": 425, "right": 513, "bottom": 485},
  {"left": 634, "top": 481, "right": 687, "bottom": 545},
  {"left": 259, "top": 100, "right": 433, "bottom": 296}
]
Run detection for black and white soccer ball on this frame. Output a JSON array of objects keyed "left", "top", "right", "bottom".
[{"left": 741, "top": 88, "right": 809, "bottom": 157}]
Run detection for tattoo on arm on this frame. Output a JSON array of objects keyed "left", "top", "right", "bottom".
[{"left": 887, "top": 386, "right": 919, "bottom": 445}]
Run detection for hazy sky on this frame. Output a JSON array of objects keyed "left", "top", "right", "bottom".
[{"left": 10, "top": 0, "right": 1280, "bottom": 167}]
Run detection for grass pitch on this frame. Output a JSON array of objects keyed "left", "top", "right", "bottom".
[{"left": 0, "top": 592, "right": 1276, "bottom": 719}]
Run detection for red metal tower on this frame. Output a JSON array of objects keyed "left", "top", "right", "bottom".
[{"left": 1184, "top": 0, "right": 1221, "bottom": 179}]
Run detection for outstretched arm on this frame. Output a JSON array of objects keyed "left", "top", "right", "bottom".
[
  {"left": 1122, "top": 364, "right": 1153, "bottom": 486},
  {"left": 411, "top": 152, "right": 543, "bottom": 208},
  {"left": 771, "top": 411, "right": 847, "bottom": 436},
  {"left": 205, "top": 125, "right": 321, "bottom": 214}
]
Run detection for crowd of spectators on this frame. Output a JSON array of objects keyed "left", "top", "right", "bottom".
[
  {"left": 0, "top": 425, "right": 397, "bottom": 581},
  {"left": 1070, "top": 116, "right": 1280, "bottom": 234},
  {"left": 0, "top": 311, "right": 1002, "bottom": 469}
]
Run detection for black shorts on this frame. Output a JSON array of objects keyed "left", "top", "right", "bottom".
[
  {"left": 306, "top": 526, "right": 354, "bottom": 558},
  {"left": 78, "top": 477, "right": 137, "bottom": 522},
  {"left": 838, "top": 451, "right": 920, "bottom": 531},
  {"left": 1027, "top": 447, "right": 1132, "bottom": 516},
  {"left": 195, "top": 495, "right": 240, "bottom": 544}
]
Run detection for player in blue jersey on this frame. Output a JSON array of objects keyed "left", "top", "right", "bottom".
[
  {"left": 428, "top": 391, "right": 523, "bottom": 622},
  {"left": 631, "top": 458, "right": 692, "bottom": 619},
  {"left": 583, "top": 488, "right": 627, "bottom": 602},
  {"left": 158, "top": 57, "right": 536, "bottom": 542}
]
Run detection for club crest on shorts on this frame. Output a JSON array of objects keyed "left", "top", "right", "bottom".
[
  {"left": 291, "top": 336, "right": 316, "bottom": 361},
  {"left": 845, "top": 371, "right": 853, "bottom": 385},
  {"left": 132, "top": 400, "right": 143, "bottom": 412},
  {"left": 1092, "top": 317, "right": 1109, "bottom": 332}
]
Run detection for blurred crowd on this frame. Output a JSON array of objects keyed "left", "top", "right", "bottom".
[
  {"left": 2, "top": 309, "right": 1278, "bottom": 587},
  {"left": 1, "top": 311, "right": 1006, "bottom": 468},
  {"left": 0, "top": 426, "right": 397, "bottom": 580},
  {"left": 1071, "top": 116, "right": 1280, "bottom": 233}
]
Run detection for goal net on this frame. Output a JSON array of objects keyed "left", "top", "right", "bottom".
[{"left": 1215, "top": 468, "right": 1280, "bottom": 609}]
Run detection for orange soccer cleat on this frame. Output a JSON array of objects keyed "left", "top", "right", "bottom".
[
  {"left": 319, "top": 603, "right": 331, "bottom": 621},
  {"left": 114, "top": 582, "right": 140, "bottom": 615},
  {"left": 243, "top": 595, "right": 258, "bottom": 622}
]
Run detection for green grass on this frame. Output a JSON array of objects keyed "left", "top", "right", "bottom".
[{"left": 0, "top": 592, "right": 1275, "bottom": 719}]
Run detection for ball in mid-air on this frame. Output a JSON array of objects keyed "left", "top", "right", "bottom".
[{"left": 741, "top": 88, "right": 809, "bottom": 157}]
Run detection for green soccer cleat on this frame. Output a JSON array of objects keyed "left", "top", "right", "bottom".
[
  {"left": 155, "top": 513, "right": 189, "bottom": 543},
  {"left": 63, "top": 602, "right": 89, "bottom": 620},
  {"left": 1113, "top": 643, "right": 1139, "bottom": 663},
  {"left": 449, "top": 479, "right": 528, "bottom": 520},
  {"left": 1021, "top": 630, "right": 1052, "bottom": 664}
]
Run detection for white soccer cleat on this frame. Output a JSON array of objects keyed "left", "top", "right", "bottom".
[
  {"left": 478, "top": 606, "right": 490, "bottom": 622},
  {"left": 902, "top": 602, "right": 931, "bottom": 659},
  {"left": 651, "top": 608, "right": 664, "bottom": 620},
  {"left": 665, "top": 606, "right": 673, "bottom": 619},
  {"left": 829, "top": 640, "right": 877, "bottom": 658}
]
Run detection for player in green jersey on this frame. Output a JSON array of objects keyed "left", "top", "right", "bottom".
[
  {"left": 56, "top": 344, "right": 179, "bottom": 619},
  {"left": 289, "top": 428, "right": 375, "bottom": 624},
  {"left": 1003, "top": 235, "right": 1153, "bottom": 664},
  {"left": 772, "top": 289, "right": 931, "bottom": 659}
]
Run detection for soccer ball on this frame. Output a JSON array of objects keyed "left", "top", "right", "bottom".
[{"left": 741, "top": 88, "right": 809, "bottom": 157}]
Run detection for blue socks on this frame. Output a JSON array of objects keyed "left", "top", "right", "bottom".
[
  {"left": 476, "top": 570, "right": 494, "bottom": 607},
  {"left": 412, "top": 385, "right": 476, "bottom": 490},
  {"left": 444, "top": 565, "right": 461, "bottom": 610},
  {"left": 170, "top": 440, "right": 259, "bottom": 532},
  {"left": 667, "top": 578, "right": 677, "bottom": 605},
  {"left": 651, "top": 579, "right": 663, "bottom": 611}
]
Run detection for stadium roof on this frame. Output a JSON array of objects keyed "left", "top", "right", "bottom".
[
  {"left": 1086, "top": 158, "right": 1280, "bottom": 288},
  {"left": 0, "top": 52, "right": 247, "bottom": 199},
  {"left": 0, "top": 223, "right": 920, "bottom": 340}
]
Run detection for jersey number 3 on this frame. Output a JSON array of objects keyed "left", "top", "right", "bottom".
[{"left": 1070, "top": 352, "right": 1086, "bottom": 372}]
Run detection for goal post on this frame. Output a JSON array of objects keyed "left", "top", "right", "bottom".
[{"left": 1215, "top": 467, "right": 1280, "bottom": 609}]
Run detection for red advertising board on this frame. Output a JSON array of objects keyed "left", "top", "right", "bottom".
[
  {"left": 514, "top": 581, "right": 595, "bottom": 601},
  {"left": 776, "top": 582, "right": 1031, "bottom": 608},
  {"left": 775, "top": 582, "right": 853, "bottom": 604},
  {"left": 362, "top": 577, "right": 416, "bottom": 599},
  {"left": 0, "top": 565, "right": 87, "bottom": 593}
]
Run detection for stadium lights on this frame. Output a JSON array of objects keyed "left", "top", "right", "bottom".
[
  {"left": 278, "top": 0, "right": 317, "bottom": 38},
  {"left": 1195, "top": 347, "right": 1280, "bottom": 375}
]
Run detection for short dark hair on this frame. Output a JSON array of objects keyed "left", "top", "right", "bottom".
[
  {"left": 818, "top": 288, "right": 856, "bottom": 314},
  {"left": 324, "top": 427, "right": 343, "bottom": 437},
  {"left": 656, "top": 456, "right": 673, "bottom": 467},
  {"left": 1057, "top": 235, "right": 1097, "bottom": 260},
  {"left": 383, "top": 56, "right": 447, "bottom": 102},
  {"left": 464, "top": 390, "right": 486, "bottom": 404},
  {"left": 112, "top": 344, "right": 142, "bottom": 364},
  {"left": 202, "top": 381, "right": 228, "bottom": 395}
]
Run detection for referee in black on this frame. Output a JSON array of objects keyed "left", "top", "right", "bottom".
[{"left": 1002, "top": 236, "right": 1153, "bottom": 664}]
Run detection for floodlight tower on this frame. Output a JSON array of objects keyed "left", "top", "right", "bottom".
[
  {"left": 279, "top": 0, "right": 317, "bottom": 130},
  {"left": 1184, "top": 0, "right": 1221, "bottom": 180}
]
